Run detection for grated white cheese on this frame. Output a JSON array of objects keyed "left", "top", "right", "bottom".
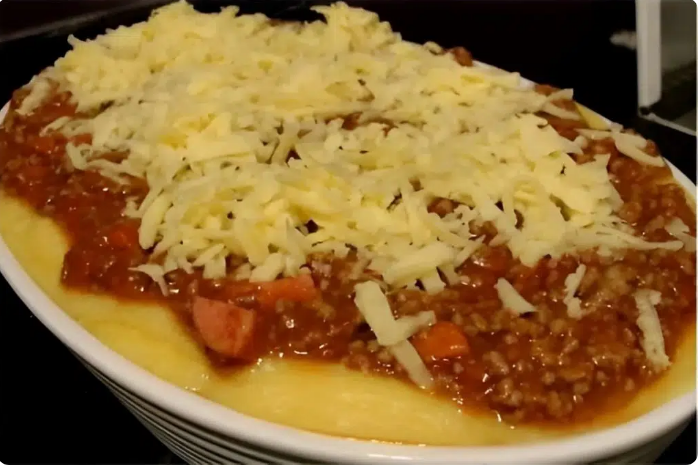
[
  {"left": 438, "top": 262, "right": 460, "bottom": 286},
  {"left": 65, "top": 142, "right": 89, "bottom": 170},
  {"left": 634, "top": 289, "right": 670, "bottom": 371},
  {"left": 665, "top": 217, "right": 696, "bottom": 252},
  {"left": 420, "top": 270, "right": 446, "bottom": 294},
  {"left": 576, "top": 129, "right": 613, "bottom": 140},
  {"left": 234, "top": 263, "right": 253, "bottom": 280},
  {"left": 249, "top": 252, "right": 285, "bottom": 282},
  {"left": 573, "top": 135, "right": 588, "bottom": 149},
  {"left": 541, "top": 101, "right": 581, "bottom": 121},
  {"left": 139, "top": 194, "right": 170, "bottom": 249},
  {"left": 495, "top": 278, "right": 536, "bottom": 315},
  {"left": 546, "top": 88, "right": 574, "bottom": 102},
  {"left": 348, "top": 255, "right": 371, "bottom": 280},
  {"left": 393, "top": 310, "right": 437, "bottom": 344},
  {"left": 563, "top": 264, "right": 587, "bottom": 319},
  {"left": 17, "top": 0, "right": 684, "bottom": 293},
  {"left": 575, "top": 128, "right": 665, "bottom": 167},
  {"left": 17, "top": 77, "right": 52, "bottom": 115},
  {"left": 612, "top": 132, "right": 665, "bottom": 167},
  {"left": 40, "top": 116, "right": 72, "bottom": 135},
  {"left": 353, "top": 281, "right": 433, "bottom": 388},
  {"left": 130, "top": 264, "right": 169, "bottom": 296},
  {"left": 389, "top": 340, "right": 434, "bottom": 389},
  {"left": 382, "top": 242, "right": 454, "bottom": 287}
]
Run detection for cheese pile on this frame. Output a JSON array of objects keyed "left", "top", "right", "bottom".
[{"left": 22, "top": 1, "right": 682, "bottom": 293}]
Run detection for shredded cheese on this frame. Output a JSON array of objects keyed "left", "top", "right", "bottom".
[
  {"left": 634, "top": 289, "right": 670, "bottom": 371},
  {"left": 16, "top": 0, "right": 683, "bottom": 294},
  {"left": 383, "top": 242, "right": 454, "bottom": 287},
  {"left": 665, "top": 218, "right": 696, "bottom": 252},
  {"left": 353, "top": 281, "right": 433, "bottom": 388},
  {"left": 495, "top": 278, "right": 535, "bottom": 315},
  {"left": 612, "top": 132, "right": 665, "bottom": 167},
  {"left": 130, "top": 264, "right": 169, "bottom": 296},
  {"left": 438, "top": 262, "right": 460, "bottom": 286},
  {"left": 576, "top": 129, "right": 612, "bottom": 140},
  {"left": 563, "top": 264, "right": 587, "bottom": 319},
  {"left": 234, "top": 263, "right": 252, "bottom": 280},
  {"left": 541, "top": 101, "right": 581, "bottom": 121},
  {"left": 389, "top": 341, "right": 434, "bottom": 389},
  {"left": 575, "top": 128, "right": 665, "bottom": 167},
  {"left": 394, "top": 310, "right": 437, "bottom": 344},
  {"left": 17, "top": 77, "right": 51, "bottom": 115},
  {"left": 41, "top": 116, "right": 72, "bottom": 135},
  {"left": 546, "top": 88, "right": 574, "bottom": 102}
]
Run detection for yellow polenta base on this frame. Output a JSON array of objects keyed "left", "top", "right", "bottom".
[{"left": 0, "top": 190, "right": 695, "bottom": 446}]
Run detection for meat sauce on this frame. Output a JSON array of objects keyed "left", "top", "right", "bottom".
[{"left": 0, "top": 82, "right": 695, "bottom": 426}]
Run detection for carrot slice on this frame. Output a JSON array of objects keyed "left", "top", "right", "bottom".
[
  {"left": 412, "top": 321, "right": 470, "bottom": 361},
  {"left": 256, "top": 274, "right": 319, "bottom": 310},
  {"left": 192, "top": 297, "right": 256, "bottom": 359},
  {"left": 220, "top": 275, "right": 319, "bottom": 311}
]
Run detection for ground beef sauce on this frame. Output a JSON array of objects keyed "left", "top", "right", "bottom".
[{"left": 0, "top": 70, "right": 695, "bottom": 426}]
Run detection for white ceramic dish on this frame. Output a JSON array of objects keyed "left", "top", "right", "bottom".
[{"left": 0, "top": 72, "right": 696, "bottom": 464}]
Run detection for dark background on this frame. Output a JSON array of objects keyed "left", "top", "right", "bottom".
[{"left": 0, "top": 0, "right": 696, "bottom": 464}]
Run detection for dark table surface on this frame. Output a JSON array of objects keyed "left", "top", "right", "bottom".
[{"left": 0, "top": 1, "right": 696, "bottom": 464}]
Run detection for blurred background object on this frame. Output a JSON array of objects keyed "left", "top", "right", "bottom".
[
  {"left": 0, "top": 0, "right": 695, "bottom": 464},
  {"left": 636, "top": 0, "right": 696, "bottom": 133}
]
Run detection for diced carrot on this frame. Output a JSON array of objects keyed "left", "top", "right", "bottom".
[
  {"left": 222, "top": 280, "right": 260, "bottom": 299},
  {"left": 192, "top": 296, "right": 256, "bottom": 359},
  {"left": 106, "top": 222, "right": 139, "bottom": 249},
  {"left": 220, "top": 275, "right": 319, "bottom": 311},
  {"left": 412, "top": 321, "right": 470, "bottom": 361},
  {"left": 256, "top": 274, "right": 319, "bottom": 310}
]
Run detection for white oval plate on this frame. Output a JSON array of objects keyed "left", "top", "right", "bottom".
[{"left": 0, "top": 68, "right": 695, "bottom": 464}]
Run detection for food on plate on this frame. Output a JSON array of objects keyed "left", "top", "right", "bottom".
[{"left": 0, "top": 1, "right": 695, "bottom": 445}]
